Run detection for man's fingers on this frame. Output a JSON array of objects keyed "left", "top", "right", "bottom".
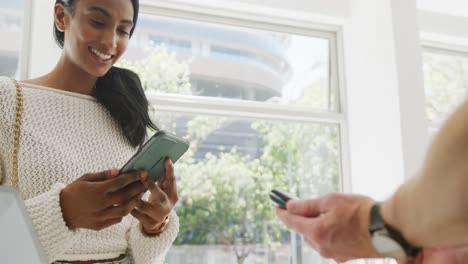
[
  {"left": 81, "top": 169, "right": 119, "bottom": 182},
  {"left": 276, "top": 206, "right": 319, "bottom": 235},
  {"left": 287, "top": 198, "right": 323, "bottom": 217},
  {"left": 304, "top": 236, "right": 320, "bottom": 252}
]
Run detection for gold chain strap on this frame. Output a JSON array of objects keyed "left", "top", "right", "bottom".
[{"left": 10, "top": 79, "right": 24, "bottom": 189}]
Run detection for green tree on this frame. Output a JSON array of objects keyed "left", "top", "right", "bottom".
[
  {"left": 118, "top": 45, "right": 192, "bottom": 95},
  {"left": 175, "top": 151, "right": 285, "bottom": 264},
  {"left": 423, "top": 52, "right": 468, "bottom": 123},
  {"left": 252, "top": 120, "right": 339, "bottom": 198},
  {"left": 117, "top": 44, "right": 192, "bottom": 131}
]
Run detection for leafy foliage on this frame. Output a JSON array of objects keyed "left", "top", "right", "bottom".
[
  {"left": 423, "top": 52, "right": 468, "bottom": 123},
  {"left": 118, "top": 45, "right": 192, "bottom": 94}
]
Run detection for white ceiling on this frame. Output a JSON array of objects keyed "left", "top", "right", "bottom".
[
  {"left": 153, "top": 0, "right": 468, "bottom": 19},
  {"left": 231, "top": 0, "right": 468, "bottom": 19},
  {"left": 418, "top": 0, "right": 468, "bottom": 17},
  {"left": 232, "top": 0, "right": 349, "bottom": 17}
]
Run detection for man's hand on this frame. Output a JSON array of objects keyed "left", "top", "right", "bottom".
[
  {"left": 276, "top": 193, "right": 381, "bottom": 262},
  {"left": 401, "top": 245, "right": 468, "bottom": 264}
]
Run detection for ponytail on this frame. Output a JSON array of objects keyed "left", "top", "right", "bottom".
[{"left": 93, "top": 67, "right": 158, "bottom": 147}]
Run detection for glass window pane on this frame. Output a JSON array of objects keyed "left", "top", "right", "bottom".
[
  {"left": 422, "top": 50, "right": 468, "bottom": 124},
  {"left": 0, "top": 0, "right": 24, "bottom": 78},
  {"left": 120, "top": 14, "right": 335, "bottom": 111},
  {"left": 152, "top": 112, "right": 341, "bottom": 264}
]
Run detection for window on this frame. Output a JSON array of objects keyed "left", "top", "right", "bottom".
[
  {"left": 120, "top": 10, "right": 346, "bottom": 264},
  {"left": 0, "top": 0, "right": 24, "bottom": 78},
  {"left": 422, "top": 47, "right": 468, "bottom": 128},
  {"left": 122, "top": 14, "right": 336, "bottom": 111}
]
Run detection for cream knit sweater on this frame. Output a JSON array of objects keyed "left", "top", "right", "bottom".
[{"left": 0, "top": 77, "right": 179, "bottom": 263}]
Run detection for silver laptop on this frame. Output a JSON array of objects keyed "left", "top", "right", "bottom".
[{"left": 0, "top": 186, "right": 48, "bottom": 264}]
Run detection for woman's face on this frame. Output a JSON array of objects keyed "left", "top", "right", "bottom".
[{"left": 58, "top": 0, "right": 134, "bottom": 77}]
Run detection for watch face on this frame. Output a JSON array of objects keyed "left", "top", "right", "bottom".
[{"left": 372, "top": 235, "right": 407, "bottom": 260}]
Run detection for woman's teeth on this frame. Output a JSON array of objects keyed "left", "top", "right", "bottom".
[{"left": 90, "top": 47, "right": 112, "bottom": 60}]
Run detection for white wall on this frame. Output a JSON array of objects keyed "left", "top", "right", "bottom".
[
  {"left": 28, "top": 0, "right": 61, "bottom": 78},
  {"left": 418, "top": 0, "right": 468, "bottom": 18},
  {"left": 391, "top": 0, "right": 429, "bottom": 179},
  {"left": 342, "top": 0, "right": 427, "bottom": 200}
]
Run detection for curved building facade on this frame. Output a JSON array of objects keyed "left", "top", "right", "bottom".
[
  {"left": 128, "top": 16, "right": 292, "bottom": 102},
  {"left": 128, "top": 15, "right": 293, "bottom": 160}
]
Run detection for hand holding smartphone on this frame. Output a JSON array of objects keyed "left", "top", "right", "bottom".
[
  {"left": 120, "top": 131, "right": 190, "bottom": 182},
  {"left": 269, "top": 189, "right": 294, "bottom": 209}
]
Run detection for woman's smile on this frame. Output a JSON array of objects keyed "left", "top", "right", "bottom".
[{"left": 88, "top": 46, "right": 114, "bottom": 65}]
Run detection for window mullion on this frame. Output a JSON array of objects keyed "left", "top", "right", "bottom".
[
  {"left": 19, "top": 0, "right": 33, "bottom": 79},
  {"left": 148, "top": 94, "right": 345, "bottom": 125}
]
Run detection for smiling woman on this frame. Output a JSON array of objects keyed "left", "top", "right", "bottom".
[
  {"left": 0, "top": 0, "right": 180, "bottom": 264},
  {"left": 52, "top": 0, "right": 155, "bottom": 146}
]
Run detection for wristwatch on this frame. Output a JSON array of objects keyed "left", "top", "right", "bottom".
[{"left": 369, "top": 203, "right": 421, "bottom": 260}]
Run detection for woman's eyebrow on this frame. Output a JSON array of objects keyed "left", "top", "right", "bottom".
[{"left": 88, "top": 6, "right": 134, "bottom": 26}]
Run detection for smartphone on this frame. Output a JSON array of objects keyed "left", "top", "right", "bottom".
[
  {"left": 269, "top": 189, "right": 293, "bottom": 209},
  {"left": 120, "top": 130, "right": 190, "bottom": 182}
]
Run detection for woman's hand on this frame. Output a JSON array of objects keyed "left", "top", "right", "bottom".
[
  {"left": 61, "top": 169, "right": 147, "bottom": 230},
  {"left": 131, "top": 158, "right": 179, "bottom": 235}
]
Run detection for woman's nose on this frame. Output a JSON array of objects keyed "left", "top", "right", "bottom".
[{"left": 101, "top": 29, "right": 117, "bottom": 50}]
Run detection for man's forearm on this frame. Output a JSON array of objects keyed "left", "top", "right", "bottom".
[
  {"left": 380, "top": 178, "right": 468, "bottom": 247},
  {"left": 381, "top": 100, "right": 468, "bottom": 248}
]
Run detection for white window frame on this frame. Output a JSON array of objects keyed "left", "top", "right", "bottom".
[
  {"left": 139, "top": 2, "right": 350, "bottom": 263},
  {"left": 18, "top": 0, "right": 33, "bottom": 80}
]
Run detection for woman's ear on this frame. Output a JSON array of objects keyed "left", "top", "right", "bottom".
[{"left": 54, "top": 4, "right": 69, "bottom": 33}]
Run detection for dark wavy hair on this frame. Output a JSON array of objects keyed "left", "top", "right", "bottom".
[{"left": 53, "top": 0, "right": 158, "bottom": 147}]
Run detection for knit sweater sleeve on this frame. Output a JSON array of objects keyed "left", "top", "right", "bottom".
[
  {"left": 24, "top": 183, "right": 78, "bottom": 262},
  {"left": 0, "top": 77, "right": 78, "bottom": 262},
  {"left": 128, "top": 209, "right": 179, "bottom": 264}
]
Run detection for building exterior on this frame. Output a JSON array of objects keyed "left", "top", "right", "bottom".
[{"left": 128, "top": 16, "right": 293, "bottom": 160}]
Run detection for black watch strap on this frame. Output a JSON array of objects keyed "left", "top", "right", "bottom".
[{"left": 369, "top": 204, "right": 422, "bottom": 258}]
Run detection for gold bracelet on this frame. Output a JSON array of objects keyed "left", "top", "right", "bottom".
[{"left": 141, "top": 215, "right": 170, "bottom": 237}]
